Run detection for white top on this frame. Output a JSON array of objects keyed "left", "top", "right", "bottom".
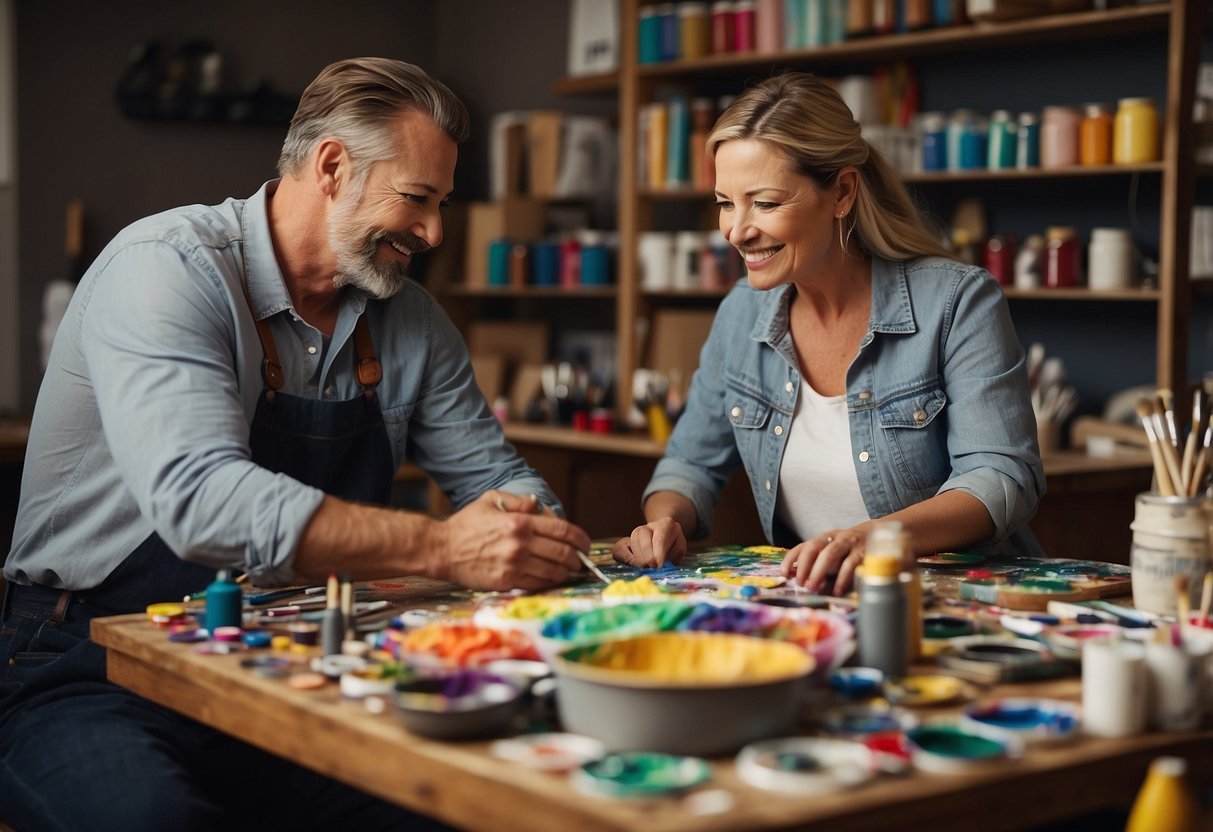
[{"left": 776, "top": 382, "right": 870, "bottom": 539}]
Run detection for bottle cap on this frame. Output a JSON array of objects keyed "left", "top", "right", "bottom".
[{"left": 1151, "top": 756, "right": 1187, "bottom": 777}]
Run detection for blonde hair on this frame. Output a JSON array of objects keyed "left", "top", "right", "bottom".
[
  {"left": 708, "top": 73, "right": 950, "bottom": 261},
  {"left": 277, "top": 58, "right": 469, "bottom": 178}
]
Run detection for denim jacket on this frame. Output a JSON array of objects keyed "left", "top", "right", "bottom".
[{"left": 644, "top": 256, "right": 1046, "bottom": 556}]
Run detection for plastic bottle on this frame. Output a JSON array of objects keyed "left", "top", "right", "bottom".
[
  {"left": 204, "top": 569, "right": 243, "bottom": 633},
  {"left": 1125, "top": 756, "right": 1199, "bottom": 832},
  {"left": 858, "top": 526, "right": 909, "bottom": 678}
]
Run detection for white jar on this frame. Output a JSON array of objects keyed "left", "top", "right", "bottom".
[
  {"left": 1088, "top": 228, "right": 1134, "bottom": 290},
  {"left": 672, "top": 231, "right": 706, "bottom": 290},
  {"left": 637, "top": 231, "right": 674, "bottom": 291}
]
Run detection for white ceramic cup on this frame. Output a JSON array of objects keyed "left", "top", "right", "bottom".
[
  {"left": 1082, "top": 639, "right": 1147, "bottom": 738},
  {"left": 1144, "top": 640, "right": 1208, "bottom": 731}
]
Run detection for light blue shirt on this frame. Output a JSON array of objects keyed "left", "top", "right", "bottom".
[
  {"left": 645, "top": 256, "right": 1046, "bottom": 556},
  {"left": 7, "top": 181, "right": 558, "bottom": 590}
]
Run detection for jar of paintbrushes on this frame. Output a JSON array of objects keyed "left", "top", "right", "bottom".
[
  {"left": 1026, "top": 344, "right": 1077, "bottom": 455},
  {"left": 1129, "top": 387, "right": 1213, "bottom": 616}
]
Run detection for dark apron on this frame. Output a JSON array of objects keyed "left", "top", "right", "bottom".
[{"left": 1, "top": 289, "right": 395, "bottom": 714}]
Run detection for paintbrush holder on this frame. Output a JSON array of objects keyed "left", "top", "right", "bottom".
[{"left": 1129, "top": 493, "right": 1211, "bottom": 616}]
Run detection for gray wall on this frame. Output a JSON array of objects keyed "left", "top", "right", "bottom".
[{"left": 12, "top": 0, "right": 592, "bottom": 411}]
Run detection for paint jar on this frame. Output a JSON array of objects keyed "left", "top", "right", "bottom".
[
  {"left": 638, "top": 5, "right": 663, "bottom": 64},
  {"left": 487, "top": 239, "right": 511, "bottom": 286},
  {"left": 1041, "top": 105, "right": 1080, "bottom": 169},
  {"left": 987, "top": 110, "right": 1016, "bottom": 171},
  {"left": 1143, "top": 641, "right": 1208, "bottom": 731},
  {"left": 1081, "top": 639, "right": 1146, "bottom": 738},
  {"left": 1125, "top": 757, "right": 1201, "bottom": 832},
  {"left": 579, "top": 232, "right": 612, "bottom": 285},
  {"left": 658, "top": 3, "right": 680, "bottom": 61},
  {"left": 531, "top": 241, "right": 561, "bottom": 286},
  {"left": 679, "top": 3, "right": 711, "bottom": 59},
  {"left": 1016, "top": 112, "right": 1040, "bottom": 169},
  {"left": 1114, "top": 97, "right": 1160, "bottom": 164},
  {"left": 1043, "top": 226, "right": 1079, "bottom": 288},
  {"left": 919, "top": 112, "right": 947, "bottom": 172},
  {"left": 205, "top": 570, "right": 243, "bottom": 633},
  {"left": 1129, "top": 493, "right": 1211, "bottom": 617},
  {"left": 1079, "top": 103, "right": 1114, "bottom": 166},
  {"left": 711, "top": 1, "right": 735, "bottom": 53},
  {"left": 946, "top": 109, "right": 978, "bottom": 171},
  {"left": 638, "top": 231, "right": 674, "bottom": 291},
  {"left": 983, "top": 234, "right": 1015, "bottom": 286},
  {"left": 1087, "top": 228, "right": 1134, "bottom": 290},
  {"left": 560, "top": 238, "right": 581, "bottom": 287},
  {"left": 733, "top": 0, "right": 756, "bottom": 51},
  {"left": 754, "top": 0, "right": 783, "bottom": 53},
  {"left": 857, "top": 525, "right": 909, "bottom": 679}
]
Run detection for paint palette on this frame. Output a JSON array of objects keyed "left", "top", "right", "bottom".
[
  {"left": 961, "top": 698, "right": 1081, "bottom": 745},
  {"left": 931, "top": 557, "right": 1132, "bottom": 612},
  {"left": 904, "top": 724, "right": 1023, "bottom": 774},
  {"left": 935, "top": 636, "right": 1070, "bottom": 684},
  {"left": 490, "top": 732, "right": 605, "bottom": 772},
  {"left": 572, "top": 752, "right": 711, "bottom": 798},
  {"left": 735, "top": 738, "right": 876, "bottom": 795},
  {"left": 818, "top": 703, "right": 918, "bottom": 738}
]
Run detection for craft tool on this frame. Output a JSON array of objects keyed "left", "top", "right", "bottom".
[
  {"left": 1137, "top": 398, "right": 1177, "bottom": 496},
  {"left": 321, "top": 573, "right": 343, "bottom": 655},
  {"left": 576, "top": 548, "right": 611, "bottom": 584},
  {"left": 1175, "top": 575, "right": 1190, "bottom": 630},
  {"left": 247, "top": 586, "right": 321, "bottom": 606},
  {"left": 340, "top": 577, "right": 355, "bottom": 639}
]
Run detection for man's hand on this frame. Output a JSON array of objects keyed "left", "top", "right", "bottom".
[{"left": 433, "top": 491, "right": 591, "bottom": 591}]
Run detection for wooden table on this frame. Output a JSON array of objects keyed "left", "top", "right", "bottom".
[{"left": 92, "top": 580, "right": 1213, "bottom": 832}]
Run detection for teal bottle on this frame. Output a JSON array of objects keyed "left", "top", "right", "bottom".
[{"left": 204, "top": 569, "right": 243, "bottom": 633}]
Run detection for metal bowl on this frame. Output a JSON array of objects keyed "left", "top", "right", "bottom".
[
  {"left": 393, "top": 670, "right": 523, "bottom": 740},
  {"left": 552, "top": 632, "right": 816, "bottom": 756}
]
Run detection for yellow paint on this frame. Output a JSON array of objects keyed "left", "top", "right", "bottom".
[
  {"left": 885, "top": 674, "right": 964, "bottom": 706},
  {"left": 566, "top": 632, "right": 813, "bottom": 685},
  {"left": 742, "top": 546, "right": 787, "bottom": 558},
  {"left": 499, "top": 596, "right": 570, "bottom": 620},
  {"left": 602, "top": 576, "right": 666, "bottom": 597},
  {"left": 702, "top": 572, "right": 784, "bottom": 588}
]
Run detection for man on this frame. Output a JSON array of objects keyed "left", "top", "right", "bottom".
[{"left": 0, "top": 58, "right": 590, "bottom": 830}]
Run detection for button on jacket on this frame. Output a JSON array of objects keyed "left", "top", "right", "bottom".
[
  {"left": 7, "top": 181, "right": 557, "bottom": 589},
  {"left": 644, "top": 256, "right": 1046, "bottom": 556}
]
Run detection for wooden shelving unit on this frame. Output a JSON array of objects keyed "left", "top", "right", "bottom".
[{"left": 611, "top": 0, "right": 1205, "bottom": 417}]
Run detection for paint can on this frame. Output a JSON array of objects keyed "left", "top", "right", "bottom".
[
  {"left": 1081, "top": 638, "right": 1147, "bottom": 738},
  {"left": 1129, "top": 493, "right": 1211, "bottom": 617}
]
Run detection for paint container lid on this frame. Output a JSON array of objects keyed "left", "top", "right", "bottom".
[
  {"left": 818, "top": 703, "right": 918, "bottom": 738},
  {"left": 241, "top": 630, "right": 273, "bottom": 649},
  {"left": 961, "top": 698, "right": 1081, "bottom": 745},
  {"left": 735, "top": 738, "right": 875, "bottom": 795},
  {"left": 572, "top": 752, "right": 711, "bottom": 798},
  {"left": 905, "top": 724, "right": 1023, "bottom": 774},
  {"left": 883, "top": 674, "right": 968, "bottom": 707},
  {"left": 828, "top": 667, "right": 885, "bottom": 699},
  {"left": 211, "top": 626, "right": 243, "bottom": 643},
  {"left": 490, "top": 732, "right": 606, "bottom": 772}
]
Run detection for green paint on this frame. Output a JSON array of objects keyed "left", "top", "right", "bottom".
[{"left": 908, "top": 726, "right": 1006, "bottom": 760}]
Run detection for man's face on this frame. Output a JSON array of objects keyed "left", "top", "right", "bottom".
[{"left": 329, "top": 109, "right": 457, "bottom": 298}]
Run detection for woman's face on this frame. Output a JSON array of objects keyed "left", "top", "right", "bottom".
[{"left": 714, "top": 138, "right": 842, "bottom": 290}]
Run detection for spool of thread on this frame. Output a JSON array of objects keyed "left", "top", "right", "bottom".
[{"left": 204, "top": 570, "right": 243, "bottom": 633}]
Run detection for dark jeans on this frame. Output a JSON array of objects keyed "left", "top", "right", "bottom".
[{"left": 0, "top": 581, "right": 453, "bottom": 832}]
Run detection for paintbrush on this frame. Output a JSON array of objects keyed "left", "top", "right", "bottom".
[
  {"left": 576, "top": 549, "right": 611, "bottom": 585},
  {"left": 1151, "top": 397, "right": 1184, "bottom": 494},
  {"left": 1137, "top": 398, "right": 1177, "bottom": 496},
  {"left": 1180, "top": 389, "right": 1203, "bottom": 495},
  {"left": 1159, "top": 388, "right": 1180, "bottom": 449}
]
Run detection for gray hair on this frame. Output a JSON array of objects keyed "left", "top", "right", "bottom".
[{"left": 277, "top": 58, "right": 470, "bottom": 178}]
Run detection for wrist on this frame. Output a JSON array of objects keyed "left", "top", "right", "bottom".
[{"left": 419, "top": 516, "right": 451, "bottom": 581}]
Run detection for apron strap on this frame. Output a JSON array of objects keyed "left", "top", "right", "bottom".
[
  {"left": 353, "top": 314, "right": 382, "bottom": 395},
  {"left": 240, "top": 282, "right": 285, "bottom": 393}
]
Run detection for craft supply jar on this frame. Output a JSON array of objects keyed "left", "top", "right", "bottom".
[
  {"left": 638, "top": 5, "right": 663, "bottom": 64},
  {"left": 732, "top": 0, "right": 756, "bottom": 51},
  {"left": 1087, "top": 228, "right": 1134, "bottom": 290},
  {"left": 919, "top": 112, "right": 947, "bottom": 171},
  {"left": 1041, "top": 105, "right": 1081, "bottom": 169},
  {"left": 711, "top": 1, "right": 735, "bottom": 53},
  {"left": 1016, "top": 112, "right": 1040, "bottom": 169},
  {"left": 754, "top": 0, "right": 783, "bottom": 53},
  {"left": 679, "top": 3, "right": 710, "bottom": 60},
  {"left": 1114, "top": 97, "right": 1159, "bottom": 164},
  {"left": 987, "top": 110, "right": 1017, "bottom": 171},
  {"left": 1044, "top": 226, "right": 1080, "bottom": 288},
  {"left": 1129, "top": 494, "right": 1211, "bottom": 617},
  {"left": 1079, "top": 103, "right": 1114, "bottom": 166}
]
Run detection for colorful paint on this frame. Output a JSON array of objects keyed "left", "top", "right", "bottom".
[
  {"left": 558, "top": 632, "right": 813, "bottom": 685},
  {"left": 961, "top": 698, "right": 1080, "bottom": 744},
  {"left": 602, "top": 576, "right": 666, "bottom": 598},
  {"left": 883, "top": 674, "right": 966, "bottom": 707},
  {"left": 736, "top": 738, "right": 874, "bottom": 795},
  {"left": 572, "top": 752, "right": 711, "bottom": 798},
  {"left": 905, "top": 725, "right": 1020, "bottom": 773}
]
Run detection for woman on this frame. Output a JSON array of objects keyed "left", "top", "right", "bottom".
[{"left": 613, "top": 73, "right": 1044, "bottom": 594}]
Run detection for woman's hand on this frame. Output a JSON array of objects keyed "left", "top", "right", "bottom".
[
  {"left": 780, "top": 527, "right": 868, "bottom": 595},
  {"left": 611, "top": 517, "right": 687, "bottom": 569}
]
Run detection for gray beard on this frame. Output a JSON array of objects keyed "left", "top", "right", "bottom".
[{"left": 330, "top": 230, "right": 409, "bottom": 299}]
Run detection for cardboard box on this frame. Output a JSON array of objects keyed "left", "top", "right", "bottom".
[{"left": 463, "top": 199, "right": 546, "bottom": 286}]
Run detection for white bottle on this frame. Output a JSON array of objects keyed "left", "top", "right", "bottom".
[{"left": 1088, "top": 228, "right": 1134, "bottom": 290}]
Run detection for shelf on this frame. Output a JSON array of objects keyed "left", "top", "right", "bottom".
[
  {"left": 636, "top": 5, "right": 1170, "bottom": 77},
  {"left": 440, "top": 285, "right": 617, "bottom": 299},
  {"left": 503, "top": 422, "right": 664, "bottom": 457},
  {"left": 1004, "top": 286, "right": 1160, "bottom": 301},
  {"left": 643, "top": 287, "right": 733, "bottom": 299},
  {"left": 905, "top": 162, "right": 1166, "bottom": 184},
  {"left": 551, "top": 72, "right": 619, "bottom": 96}
]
